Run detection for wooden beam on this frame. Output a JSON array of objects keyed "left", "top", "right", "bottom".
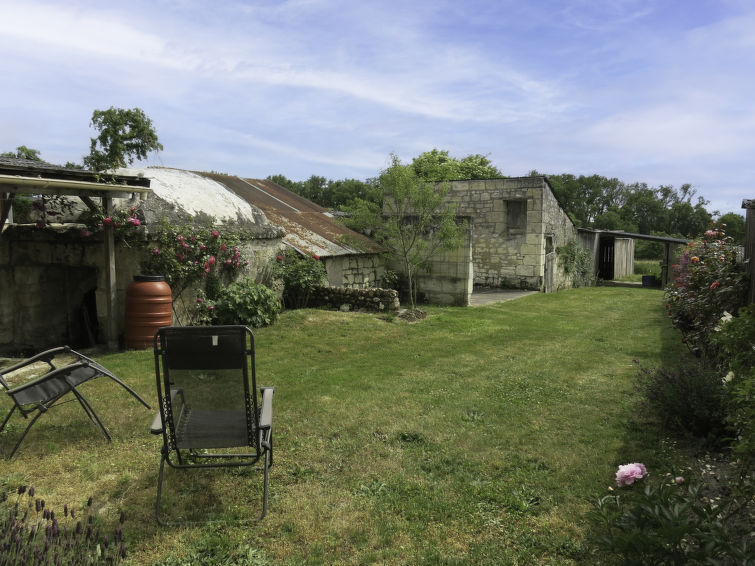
[
  {"left": 103, "top": 197, "right": 119, "bottom": 351},
  {"left": 744, "top": 199, "right": 755, "bottom": 306}
]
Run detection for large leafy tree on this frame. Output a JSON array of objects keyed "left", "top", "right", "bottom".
[
  {"left": 347, "top": 154, "right": 465, "bottom": 309},
  {"left": 1, "top": 145, "right": 45, "bottom": 161},
  {"left": 411, "top": 148, "right": 502, "bottom": 182},
  {"left": 82, "top": 107, "right": 163, "bottom": 172}
]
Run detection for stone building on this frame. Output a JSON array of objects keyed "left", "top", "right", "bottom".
[
  {"left": 198, "top": 173, "right": 385, "bottom": 289},
  {"left": 0, "top": 162, "right": 283, "bottom": 354},
  {"left": 410, "top": 176, "right": 578, "bottom": 305}
]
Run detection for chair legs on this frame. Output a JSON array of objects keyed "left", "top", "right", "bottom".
[{"left": 155, "top": 447, "right": 272, "bottom": 525}]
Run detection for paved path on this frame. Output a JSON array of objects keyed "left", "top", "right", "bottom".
[{"left": 469, "top": 288, "right": 538, "bottom": 306}]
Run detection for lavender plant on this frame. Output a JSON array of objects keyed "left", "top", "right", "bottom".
[{"left": 0, "top": 486, "right": 127, "bottom": 565}]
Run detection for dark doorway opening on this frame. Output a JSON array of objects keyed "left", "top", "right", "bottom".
[{"left": 598, "top": 238, "right": 615, "bottom": 280}]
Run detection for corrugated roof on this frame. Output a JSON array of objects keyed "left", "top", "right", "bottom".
[{"left": 198, "top": 172, "right": 382, "bottom": 258}]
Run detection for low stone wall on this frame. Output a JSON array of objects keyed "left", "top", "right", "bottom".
[{"left": 308, "top": 285, "right": 400, "bottom": 313}]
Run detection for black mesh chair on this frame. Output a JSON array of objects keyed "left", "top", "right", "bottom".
[
  {"left": 0, "top": 346, "right": 151, "bottom": 458},
  {"left": 150, "top": 325, "right": 274, "bottom": 525}
]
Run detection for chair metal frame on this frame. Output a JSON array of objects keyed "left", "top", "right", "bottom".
[
  {"left": 150, "top": 325, "right": 274, "bottom": 525},
  {"left": 0, "top": 346, "right": 151, "bottom": 458}
]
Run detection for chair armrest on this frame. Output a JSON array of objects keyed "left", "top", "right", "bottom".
[
  {"left": 259, "top": 387, "right": 274, "bottom": 429},
  {"left": 0, "top": 347, "right": 71, "bottom": 376},
  {"left": 5, "top": 362, "right": 89, "bottom": 394},
  {"left": 150, "top": 388, "right": 183, "bottom": 435}
]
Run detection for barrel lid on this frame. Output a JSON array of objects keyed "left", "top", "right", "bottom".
[{"left": 133, "top": 274, "right": 166, "bottom": 282}]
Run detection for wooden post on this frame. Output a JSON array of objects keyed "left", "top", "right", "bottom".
[
  {"left": 103, "top": 197, "right": 119, "bottom": 350},
  {"left": 743, "top": 199, "right": 755, "bottom": 306},
  {"left": 662, "top": 242, "right": 671, "bottom": 287}
]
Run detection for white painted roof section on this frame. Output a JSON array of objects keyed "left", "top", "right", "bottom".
[{"left": 119, "top": 167, "right": 264, "bottom": 224}]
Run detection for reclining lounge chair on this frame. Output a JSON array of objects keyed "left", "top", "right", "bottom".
[
  {"left": 150, "top": 325, "right": 274, "bottom": 525},
  {"left": 0, "top": 346, "right": 151, "bottom": 458}
]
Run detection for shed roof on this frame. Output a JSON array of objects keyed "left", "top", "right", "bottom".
[{"left": 198, "top": 172, "right": 382, "bottom": 258}]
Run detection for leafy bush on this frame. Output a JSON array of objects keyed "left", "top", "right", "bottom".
[
  {"left": 212, "top": 279, "right": 281, "bottom": 328},
  {"left": 634, "top": 362, "right": 727, "bottom": 440},
  {"left": 556, "top": 239, "right": 593, "bottom": 287},
  {"left": 711, "top": 306, "right": 755, "bottom": 461},
  {"left": 664, "top": 227, "right": 748, "bottom": 356},
  {"left": 1, "top": 486, "right": 127, "bottom": 565},
  {"left": 591, "top": 465, "right": 751, "bottom": 565},
  {"left": 271, "top": 249, "right": 326, "bottom": 309}
]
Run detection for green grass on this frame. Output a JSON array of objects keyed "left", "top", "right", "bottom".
[
  {"left": 0, "top": 288, "right": 691, "bottom": 565},
  {"left": 616, "top": 259, "right": 662, "bottom": 282}
]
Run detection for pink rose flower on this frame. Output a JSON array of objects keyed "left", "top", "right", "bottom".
[
  {"left": 176, "top": 252, "right": 184, "bottom": 261},
  {"left": 276, "top": 255, "right": 283, "bottom": 261},
  {"left": 197, "top": 297, "right": 204, "bottom": 304},
  {"left": 212, "top": 230, "right": 220, "bottom": 238},
  {"left": 220, "top": 243, "right": 227, "bottom": 251},
  {"left": 153, "top": 248, "right": 160, "bottom": 255},
  {"left": 208, "top": 256, "right": 216, "bottom": 265},
  {"left": 616, "top": 463, "right": 647, "bottom": 486},
  {"left": 710, "top": 281, "right": 720, "bottom": 290},
  {"left": 674, "top": 476, "right": 684, "bottom": 484}
]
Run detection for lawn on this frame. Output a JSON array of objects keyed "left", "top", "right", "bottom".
[{"left": 0, "top": 287, "right": 690, "bottom": 565}]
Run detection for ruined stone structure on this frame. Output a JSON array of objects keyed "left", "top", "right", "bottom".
[{"left": 411, "top": 176, "right": 577, "bottom": 305}]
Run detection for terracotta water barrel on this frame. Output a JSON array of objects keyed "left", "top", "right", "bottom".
[{"left": 125, "top": 275, "right": 172, "bottom": 349}]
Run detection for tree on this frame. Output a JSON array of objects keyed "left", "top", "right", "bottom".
[
  {"left": 349, "top": 154, "right": 465, "bottom": 309},
  {"left": 82, "top": 107, "right": 163, "bottom": 172},
  {"left": 411, "top": 149, "right": 502, "bottom": 182},
  {"left": 716, "top": 212, "right": 746, "bottom": 245},
  {"left": 1, "top": 145, "right": 45, "bottom": 161}
]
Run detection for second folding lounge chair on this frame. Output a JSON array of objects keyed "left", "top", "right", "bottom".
[
  {"left": 0, "top": 346, "right": 151, "bottom": 458},
  {"left": 150, "top": 325, "right": 274, "bottom": 525}
]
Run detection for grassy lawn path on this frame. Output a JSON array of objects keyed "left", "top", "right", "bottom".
[{"left": 0, "top": 287, "right": 686, "bottom": 565}]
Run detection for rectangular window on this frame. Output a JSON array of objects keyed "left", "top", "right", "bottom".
[{"left": 506, "top": 200, "right": 527, "bottom": 236}]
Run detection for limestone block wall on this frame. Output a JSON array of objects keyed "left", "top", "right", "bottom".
[
  {"left": 0, "top": 225, "right": 283, "bottom": 353},
  {"left": 322, "top": 253, "right": 385, "bottom": 289},
  {"left": 446, "top": 177, "right": 576, "bottom": 291},
  {"left": 414, "top": 229, "right": 473, "bottom": 306}
]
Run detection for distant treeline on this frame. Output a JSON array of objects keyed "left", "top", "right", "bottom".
[{"left": 268, "top": 149, "right": 745, "bottom": 250}]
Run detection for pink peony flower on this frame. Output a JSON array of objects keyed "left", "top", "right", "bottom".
[{"left": 616, "top": 463, "right": 647, "bottom": 486}]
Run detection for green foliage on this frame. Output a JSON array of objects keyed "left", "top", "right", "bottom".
[
  {"left": 1, "top": 145, "right": 45, "bottom": 161},
  {"left": 710, "top": 306, "right": 755, "bottom": 461},
  {"left": 210, "top": 278, "right": 281, "bottom": 328},
  {"left": 266, "top": 174, "right": 381, "bottom": 210},
  {"left": 0, "top": 487, "right": 128, "bottom": 564},
  {"left": 80, "top": 204, "right": 144, "bottom": 241},
  {"left": 271, "top": 248, "right": 327, "bottom": 309},
  {"left": 591, "top": 472, "right": 751, "bottom": 564},
  {"left": 664, "top": 227, "right": 748, "bottom": 356},
  {"left": 354, "top": 154, "right": 465, "bottom": 308},
  {"left": 716, "top": 212, "right": 746, "bottom": 245},
  {"left": 634, "top": 362, "right": 727, "bottom": 439},
  {"left": 556, "top": 239, "right": 593, "bottom": 287},
  {"left": 410, "top": 149, "right": 502, "bottom": 182},
  {"left": 82, "top": 107, "right": 163, "bottom": 172},
  {"left": 548, "top": 174, "right": 714, "bottom": 238},
  {"left": 141, "top": 219, "right": 253, "bottom": 324}
]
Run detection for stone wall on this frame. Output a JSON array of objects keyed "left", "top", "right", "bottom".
[
  {"left": 308, "top": 285, "right": 400, "bottom": 313},
  {"left": 446, "top": 177, "right": 576, "bottom": 291},
  {"left": 414, "top": 228, "right": 473, "bottom": 305},
  {"left": 0, "top": 224, "right": 282, "bottom": 353},
  {"left": 323, "top": 253, "right": 385, "bottom": 289}
]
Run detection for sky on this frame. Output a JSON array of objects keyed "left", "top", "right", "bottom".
[{"left": 1, "top": 0, "right": 753, "bottom": 216}]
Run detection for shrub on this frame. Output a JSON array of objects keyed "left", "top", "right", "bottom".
[
  {"left": 634, "top": 362, "right": 727, "bottom": 440},
  {"left": 0, "top": 486, "right": 127, "bottom": 564},
  {"left": 272, "top": 249, "right": 326, "bottom": 309},
  {"left": 710, "top": 306, "right": 755, "bottom": 461},
  {"left": 212, "top": 279, "right": 281, "bottom": 328},
  {"left": 590, "top": 465, "right": 751, "bottom": 564},
  {"left": 664, "top": 227, "right": 748, "bottom": 357},
  {"left": 557, "top": 239, "right": 593, "bottom": 287}
]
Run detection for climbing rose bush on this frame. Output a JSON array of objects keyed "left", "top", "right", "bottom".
[{"left": 664, "top": 227, "right": 747, "bottom": 356}]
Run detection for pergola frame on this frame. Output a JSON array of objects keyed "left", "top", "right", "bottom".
[{"left": 0, "top": 164, "right": 151, "bottom": 350}]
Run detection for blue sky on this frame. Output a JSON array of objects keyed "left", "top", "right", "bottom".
[{"left": 1, "top": 0, "right": 753, "bottom": 215}]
